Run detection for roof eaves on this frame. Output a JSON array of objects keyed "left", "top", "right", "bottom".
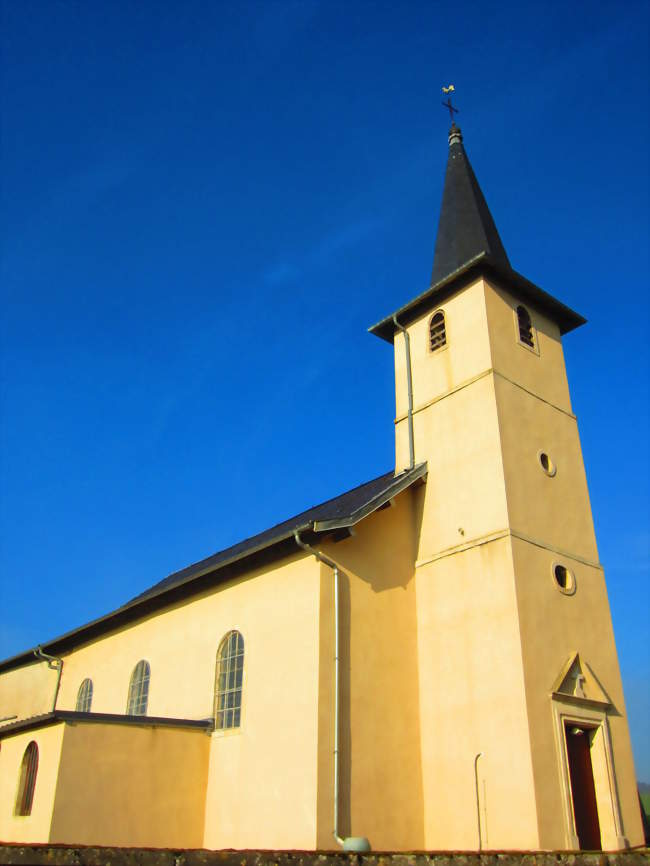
[
  {"left": 0, "top": 469, "right": 429, "bottom": 674},
  {"left": 0, "top": 523, "right": 314, "bottom": 675},
  {"left": 368, "top": 254, "right": 586, "bottom": 343},
  {"left": 128, "top": 521, "right": 314, "bottom": 607},
  {"left": 313, "top": 462, "right": 428, "bottom": 531},
  {"left": 0, "top": 711, "right": 213, "bottom": 739},
  {"left": 368, "top": 254, "right": 489, "bottom": 342}
]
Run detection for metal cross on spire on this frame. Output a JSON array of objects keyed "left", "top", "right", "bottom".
[{"left": 441, "top": 85, "right": 458, "bottom": 123}]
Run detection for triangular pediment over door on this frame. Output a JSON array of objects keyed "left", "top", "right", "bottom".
[{"left": 551, "top": 652, "right": 612, "bottom": 708}]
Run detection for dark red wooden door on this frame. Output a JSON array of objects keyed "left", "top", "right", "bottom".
[{"left": 565, "top": 726, "right": 602, "bottom": 850}]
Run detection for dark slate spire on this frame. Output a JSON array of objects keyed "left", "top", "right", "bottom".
[{"left": 430, "top": 124, "right": 510, "bottom": 286}]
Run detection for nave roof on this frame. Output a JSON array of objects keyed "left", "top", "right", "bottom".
[{"left": 0, "top": 463, "right": 427, "bottom": 673}]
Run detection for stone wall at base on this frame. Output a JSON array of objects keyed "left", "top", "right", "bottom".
[{"left": 0, "top": 849, "right": 648, "bottom": 866}]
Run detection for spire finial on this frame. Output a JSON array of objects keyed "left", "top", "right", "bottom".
[
  {"left": 441, "top": 84, "right": 459, "bottom": 129},
  {"left": 430, "top": 90, "right": 510, "bottom": 286}
]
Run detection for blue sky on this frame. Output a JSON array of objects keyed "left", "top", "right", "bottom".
[{"left": 1, "top": 1, "right": 648, "bottom": 779}]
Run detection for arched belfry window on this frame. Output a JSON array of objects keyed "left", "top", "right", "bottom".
[
  {"left": 15, "top": 741, "right": 38, "bottom": 816},
  {"left": 517, "top": 305, "right": 535, "bottom": 348},
  {"left": 215, "top": 630, "right": 244, "bottom": 730},
  {"left": 429, "top": 310, "right": 446, "bottom": 352},
  {"left": 126, "top": 660, "right": 150, "bottom": 716},
  {"left": 76, "top": 678, "right": 93, "bottom": 712}
]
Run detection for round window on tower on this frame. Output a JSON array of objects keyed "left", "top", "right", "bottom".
[
  {"left": 538, "top": 450, "right": 557, "bottom": 477},
  {"left": 552, "top": 562, "right": 576, "bottom": 595}
]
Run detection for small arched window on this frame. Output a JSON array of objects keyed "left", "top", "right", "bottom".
[
  {"left": 517, "top": 305, "right": 535, "bottom": 348},
  {"left": 126, "top": 660, "right": 150, "bottom": 716},
  {"left": 429, "top": 310, "right": 446, "bottom": 352},
  {"left": 15, "top": 741, "right": 38, "bottom": 816},
  {"left": 76, "top": 678, "right": 93, "bottom": 712},
  {"left": 215, "top": 630, "right": 244, "bottom": 730}
]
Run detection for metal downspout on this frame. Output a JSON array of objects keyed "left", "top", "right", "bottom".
[
  {"left": 34, "top": 646, "right": 64, "bottom": 713},
  {"left": 293, "top": 530, "right": 370, "bottom": 853},
  {"left": 392, "top": 315, "right": 415, "bottom": 470},
  {"left": 474, "top": 751, "right": 484, "bottom": 850}
]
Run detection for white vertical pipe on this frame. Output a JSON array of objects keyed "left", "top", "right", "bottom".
[
  {"left": 333, "top": 565, "right": 344, "bottom": 847},
  {"left": 392, "top": 315, "right": 415, "bottom": 470},
  {"left": 293, "top": 531, "right": 369, "bottom": 851},
  {"left": 474, "top": 751, "right": 484, "bottom": 850}
]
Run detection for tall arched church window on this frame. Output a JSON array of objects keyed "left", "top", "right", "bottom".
[
  {"left": 15, "top": 741, "right": 38, "bottom": 816},
  {"left": 126, "top": 660, "right": 150, "bottom": 715},
  {"left": 429, "top": 310, "right": 446, "bottom": 352},
  {"left": 517, "top": 305, "right": 535, "bottom": 348},
  {"left": 215, "top": 630, "right": 244, "bottom": 730},
  {"left": 76, "top": 678, "right": 93, "bottom": 712}
]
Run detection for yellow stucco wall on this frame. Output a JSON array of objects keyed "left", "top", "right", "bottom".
[
  {"left": 484, "top": 282, "right": 573, "bottom": 414},
  {"left": 2, "top": 554, "right": 324, "bottom": 851},
  {"left": 415, "top": 537, "right": 538, "bottom": 849},
  {"left": 394, "top": 280, "right": 510, "bottom": 559},
  {"left": 202, "top": 554, "right": 321, "bottom": 850},
  {"left": 30, "top": 553, "right": 322, "bottom": 850},
  {"left": 0, "top": 662, "right": 56, "bottom": 726},
  {"left": 391, "top": 274, "right": 640, "bottom": 851},
  {"left": 511, "top": 524, "right": 644, "bottom": 848},
  {"left": 393, "top": 281, "right": 539, "bottom": 848},
  {"left": 483, "top": 278, "right": 643, "bottom": 848},
  {"left": 494, "top": 374, "right": 598, "bottom": 562},
  {"left": 412, "top": 374, "right": 509, "bottom": 560},
  {"left": 394, "top": 278, "right": 492, "bottom": 424},
  {"left": 55, "top": 555, "right": 318, "bottom": 728},
  {"left": 0, "top": 269, "right": 641, "bottom": 854},
  {"left": 49, "top": 722, "right": 209, "bottom": 846},
  {"left": 317, "top": 491, "right": 424, "bottom": 851},
  {"left": 0, "top": 724, "right": 64, "bottom": 843}
]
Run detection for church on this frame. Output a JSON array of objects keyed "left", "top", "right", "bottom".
[{"left": 0, "top": 120, "right": 644, "bottom": 853}]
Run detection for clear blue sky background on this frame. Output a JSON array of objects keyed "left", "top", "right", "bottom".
[{"left": 1, "top": 1, "right": 648, "bottom": 779}]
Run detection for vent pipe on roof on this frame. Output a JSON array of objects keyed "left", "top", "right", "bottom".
[
  {"left": 34, "top": 646, "right": 64, "bottom": 713},
  {"left": 293, "top": 531, "right": 371, "bottom": 854},
  {"left": 392, "top": 315, "right": 415, "bottom": 470}
]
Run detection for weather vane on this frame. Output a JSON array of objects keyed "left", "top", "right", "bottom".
[{"left": 442, "top": 84, "right": 458, "bottom": 123}]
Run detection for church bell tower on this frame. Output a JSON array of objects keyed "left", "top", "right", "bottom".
[{"left": 369, "top": 121, "right": 643, "bottom": 850}]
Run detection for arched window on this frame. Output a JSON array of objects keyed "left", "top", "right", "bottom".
[
  {"left": 15, "top": 741, "right": 38, "bottom": 816},
  {"left": 76, "top": 678, "right": 93, "bottom": 712},
  {"left": 215, "top": 631, "right": 244, "bottom": 730},
  {"left": 517, "top": 305, "right": 535, "bottom": 348},
  {"left": 429, "top": 310, "right": 446, "bottom": 352},
  {"left": 126, "top": 660, "right": 150, "bottom": 716}
]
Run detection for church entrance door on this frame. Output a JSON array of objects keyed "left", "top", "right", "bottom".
[{"left": 565, "top": 724, "right": 602, "bottom": 850}]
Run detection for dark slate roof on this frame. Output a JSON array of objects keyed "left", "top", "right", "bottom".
[
  {"left": 0, "top": 463, "right": 427, "bottom": 673},
  {"left": 431, "top": 124, "right": 510, "bottom": 285},
  {"left": 0, "top": 711, "right": 213, "bottom": 739},
  {"left": 128, "top": 461, "right": 427, "bottom": 606},
  {"left": 369, "top": 125, "right": 586, "bottom": 344}
]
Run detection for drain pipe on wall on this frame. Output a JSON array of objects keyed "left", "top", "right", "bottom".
[
  {"left": 34, "top": 646, "right": 64, "bottom": 713},
  {"left": 474, "top": 751, "right": 484, "bottom": 850},
  {"left": 392, "top": 315, "right": 415, "bottom": 471},
  {"left": 293, "top": 530, "right": 371, "bottom": 854}
]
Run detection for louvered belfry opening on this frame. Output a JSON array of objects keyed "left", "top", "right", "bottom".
[
  {"left": 15, "top": 741, "right": 38, "bottom": 816},
  {"left": 429, "top": 311, "right": 447, "bottom": 352},
  {"left": 517, "top": 305, "right": 534, "bottom": 347}
]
